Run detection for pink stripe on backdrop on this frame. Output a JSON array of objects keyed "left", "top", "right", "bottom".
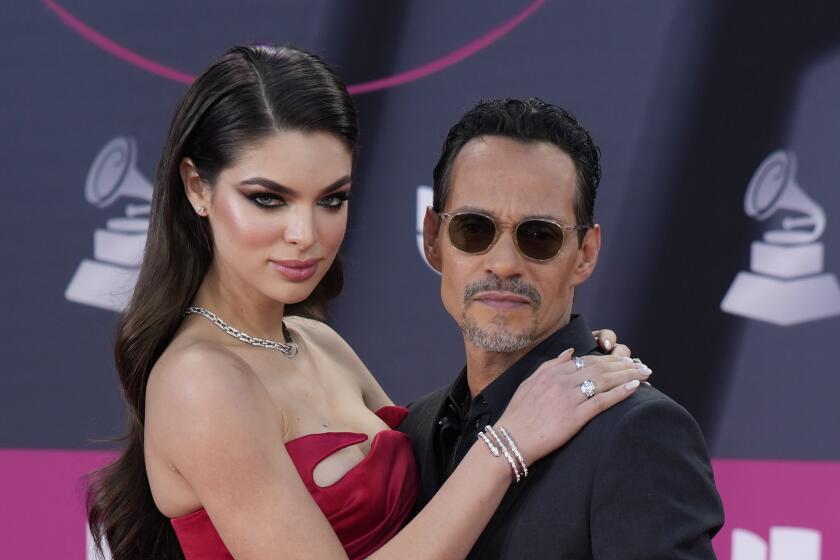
[
  {"left": 41, "top": 0, "right": 545, "bottom": 94},
  {"left": 346, "top": 0, "right": 545, "bottom": 94},
  {"left": 2, "top": 451, "right": 840, "bottom": 558},
  {"left": 711, "top": 459, "right": 840, "bottom": 559},
  {"left": 0, "top": 448, "right": 117, "bottom": 560},
  {"left": 41, "top": 0, "right": 196, "bottom": 84}
]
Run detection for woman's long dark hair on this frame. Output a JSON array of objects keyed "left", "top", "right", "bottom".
[{"left": 86, "top": 44, "right": 358, "bottom": 560}]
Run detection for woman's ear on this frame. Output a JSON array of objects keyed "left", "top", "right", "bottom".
[
  {"left": 423, "top": 207, "right": 443, "bottom": 272},
  {"left": 180, "top": 158, "right": 211, "bottom": 215}
]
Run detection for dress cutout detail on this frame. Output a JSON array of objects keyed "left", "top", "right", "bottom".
[{"left": 170, "top": 406, "right": 418, "bottom": 559}]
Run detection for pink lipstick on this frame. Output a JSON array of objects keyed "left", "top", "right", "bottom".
[{"left": 270, "top": 258, "right": 321, "bottom": 282}]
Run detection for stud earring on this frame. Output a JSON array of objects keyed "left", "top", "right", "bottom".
[{"left": 196, "top": 206, "right": 206, "bottom": 215}]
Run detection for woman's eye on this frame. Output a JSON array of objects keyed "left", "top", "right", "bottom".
[
  {"left": 251, "top": 194, "right": 284, "bottom": 208},
  {"left": 319, "top": 192, "right": 349, "bottom": 209}
]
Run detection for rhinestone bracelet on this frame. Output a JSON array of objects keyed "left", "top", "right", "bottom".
[
  {"left": 498, "top": 426, "right": 528, "bottom": 479},
  {"left": 477, "top": 431, "right": 500, "bottom": 457},
  {"left": 485, "top": 425, "right": 522, "bottom": 483}
]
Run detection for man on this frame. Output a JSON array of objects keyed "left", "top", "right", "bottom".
[{"left": 400, "top": 98, "right": 724, "bottom": 558}]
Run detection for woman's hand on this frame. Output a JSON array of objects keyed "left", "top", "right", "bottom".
[
  {"left": 496, "top": 349, "right": 650, "bottom": 466},
  {"left": 592, "top": 328, "right": 631, "bottom": 357}
]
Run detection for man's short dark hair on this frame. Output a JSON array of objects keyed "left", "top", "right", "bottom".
[{"left": 432, "top": 98, "right": 601, "bottom": 243}]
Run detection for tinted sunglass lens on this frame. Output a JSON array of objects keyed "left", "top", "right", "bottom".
[
  {"left": 517, "top": 220, "right": 565, "bottom": 260},
  {"left": 449, "top": 214, "right": 496, "bottom": 253}
]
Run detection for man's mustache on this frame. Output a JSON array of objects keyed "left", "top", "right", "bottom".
[{"left": 463, "top": 276, "right": 542, "bottom": 307}]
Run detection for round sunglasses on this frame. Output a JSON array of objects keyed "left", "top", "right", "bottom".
[{"left": 437, "top": 211, "right": 592, "bottom": 262}]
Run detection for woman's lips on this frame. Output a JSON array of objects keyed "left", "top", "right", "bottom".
[{"left": 270, "top": 259, "right": 321, "bottom": 282}]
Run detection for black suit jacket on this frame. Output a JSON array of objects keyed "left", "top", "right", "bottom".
[{"left": 400, "top": 344, "right": 723, "bottom": 558}]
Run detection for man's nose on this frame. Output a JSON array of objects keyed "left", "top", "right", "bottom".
[
  {"left": 283, "top": 206, "right": 317, "bottom": 251},
  {"left": 484, "top": 230, "right": 522, "bottom": 278}
]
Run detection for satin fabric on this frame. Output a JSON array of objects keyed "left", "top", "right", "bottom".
[{"left": 171, "top": 406, "right": 418, "bottom": 559}]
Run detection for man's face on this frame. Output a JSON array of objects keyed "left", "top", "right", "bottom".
[{"left": 424, "top": 136, "right": 600, "bottom": 353}]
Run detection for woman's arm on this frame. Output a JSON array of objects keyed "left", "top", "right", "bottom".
[{"left": 367, "top": 350, "right": 646, "bottom": 559}]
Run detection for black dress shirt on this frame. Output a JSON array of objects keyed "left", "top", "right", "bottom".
[{"left": 436, "top": 314, "right": 599, "bottom": 482}]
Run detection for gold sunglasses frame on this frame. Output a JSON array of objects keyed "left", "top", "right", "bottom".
[{"left": 436, "top": 210, "right": 592, "bottom": 262}]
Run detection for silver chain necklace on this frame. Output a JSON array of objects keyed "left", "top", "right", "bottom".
[{"left": 184, "top": 306, "right": 298, "bottom": 358}]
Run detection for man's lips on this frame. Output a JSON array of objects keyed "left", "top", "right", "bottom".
[
  {"left": 269, "top": 259, "right": 321, "bottom": 282},
  {"left": 472, "top": 291, "right": 533, "bottom": 310}
]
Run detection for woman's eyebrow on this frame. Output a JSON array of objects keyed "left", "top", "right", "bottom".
[{"left": 238, "top": 175, "right": 351, "bottom": 195}]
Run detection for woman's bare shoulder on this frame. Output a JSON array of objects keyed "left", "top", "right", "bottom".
[
  {"left": 151, "top": 340, "right": 254, "bottom": 394},
  {"left": 146, "top": 339, "right": 278, "bottom": 437}
]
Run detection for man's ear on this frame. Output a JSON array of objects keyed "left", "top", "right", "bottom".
[
  {"left": 180, "top": 157, "right": 211, "bottom": 214},
  {"left": 571, "top": 224, "right": 601, "bottom": 287},
  {"left": 423, "top": 207, "right": 443, "bottom": 272}
]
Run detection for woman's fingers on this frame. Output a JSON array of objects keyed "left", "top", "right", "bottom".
[
  {"left": 592, "top": 329, "right": 616, "bottom": 352},
  {"left": 577, "top": 377, "right": 640, "bottom": 418},
  {"left": 555, "top": 347, "right": 574, "bottom": 362},
  {"left": 592, "top": 329, "right": 636, "bottom": 358},
  {"left": 519, "top": 365, "right": 646, "bottom": 459},
  {"left": 539, "top": 354, "right": 645, "bottom": 378},
  {"left": 572, "top": 367, "right": 651, "bottom": 403},
  {"left": 500, "top": 356, "right": 650, "bottom": 464},
  {"left": 530, "top": 347, "right": 574, "bottom": 376},
  {"left": 611, "top": 343, "right": 632, "bottom": 358},
  {"left": 577, "top": 355, "right": 651, "bottom": 375}
]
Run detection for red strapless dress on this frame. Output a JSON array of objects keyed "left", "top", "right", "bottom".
[{"left": 170, "top": 406, "right": 418, "bottom": 559}]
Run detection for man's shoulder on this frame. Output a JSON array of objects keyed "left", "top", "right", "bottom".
[
  {"left": 560, "top": 383, "right": 710, "bottom": 470},
  {"left": 529, "top": 383, "right": 715, "bottom": 500},
  {"left": 591, "top": 383, "right": 698, "bottom": 429}
]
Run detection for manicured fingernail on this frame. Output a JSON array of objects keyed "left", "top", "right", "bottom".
[
  {"left": 559, "top": 348, "right": 574, "bottom": 358},
  {"left": 642, "top": 367, "right": 652, "bottom": 375},
  {"left": 624, "top": 380, "right": 640, "bottom": 390},
  {"left": 604, "top": 339, "right": 612, "bottom": 350},
  {"left": 643, "top": 381, "right": 652, "bottom": 386}
]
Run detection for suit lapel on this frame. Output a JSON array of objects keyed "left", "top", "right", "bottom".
[{"left": 406, "top": 389, "right": 448, "bottom": 513}]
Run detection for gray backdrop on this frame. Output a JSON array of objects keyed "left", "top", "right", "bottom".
[{"left": 2, "top": 1, "right": 840, "bottom": 557}]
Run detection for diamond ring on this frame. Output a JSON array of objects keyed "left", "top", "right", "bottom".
[
  {"left": 580, "top": 379, "right": 596, "bottom": 399},
  {"left": 574, "top": 356, "right": 585, "bottom": 371}
]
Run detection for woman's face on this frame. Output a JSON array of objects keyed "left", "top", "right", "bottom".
[{"left": 196, "top": 130, "right": 353, "bottom": 306}]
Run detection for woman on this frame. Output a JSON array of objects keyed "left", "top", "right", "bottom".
[{"left": 86, "top": 44, "right": 648, "bottom": 559}]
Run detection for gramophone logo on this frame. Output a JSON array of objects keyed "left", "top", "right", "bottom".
[
  {"left": 65, "top": 136, "right": 152, "bottom": 312},
  {"left": 721, "top": 150, "right": 840, "bottom": 326}
]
